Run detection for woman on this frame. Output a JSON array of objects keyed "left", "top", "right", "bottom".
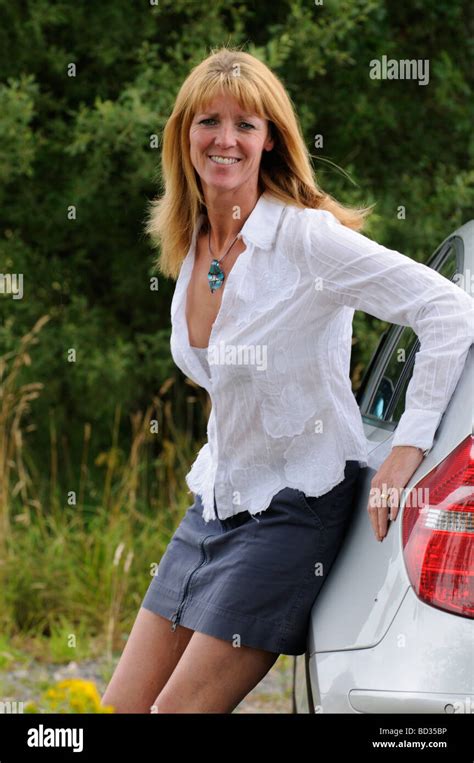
[{"left": 101, "top": 46, "right": 473, "bottom": 714}]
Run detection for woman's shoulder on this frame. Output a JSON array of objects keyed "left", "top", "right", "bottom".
[
  {"left": 281, "top": 201, "right": 340, "bottom": 232},
  {"left": 277, "top": 202, "right": 341, "bottom": 254}
]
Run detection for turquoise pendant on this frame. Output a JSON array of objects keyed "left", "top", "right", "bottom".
[{"left": 208, "top": 259, "right": 225, "bottom": 293}]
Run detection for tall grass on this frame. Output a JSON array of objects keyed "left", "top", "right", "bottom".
[{"left": 0, "top": 316, "right": 207, "bottom": 661}]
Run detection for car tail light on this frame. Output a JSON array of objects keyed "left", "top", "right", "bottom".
[{"left": 402, "top": 435, "right": 473, "bottom": 618}]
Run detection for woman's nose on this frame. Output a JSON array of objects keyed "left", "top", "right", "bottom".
[{"left": 214, "top": 124, "right": 237, "bottom": 147}]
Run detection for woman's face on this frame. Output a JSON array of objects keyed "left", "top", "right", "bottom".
[{"left": 189, "top": 93, "right": 274, "bottom": 195}]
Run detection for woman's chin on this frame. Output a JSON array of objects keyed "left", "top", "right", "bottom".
[{"left": 201, "top": 177, "right": 241, "bottom": 193}]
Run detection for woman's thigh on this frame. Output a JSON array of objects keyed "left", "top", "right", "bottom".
[
  {"left": 100, "top": 607, "right": 194, "bottom": 713},
  {"left": 152, "top": 630, "right": 280, "bottom": 714}
]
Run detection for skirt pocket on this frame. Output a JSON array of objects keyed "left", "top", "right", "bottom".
[{"left": 294, "top": 461, "right": 360, "bottom": 532}]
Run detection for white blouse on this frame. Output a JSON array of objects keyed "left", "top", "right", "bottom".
[
  {"left": 169, "top": 191, "right": 474, "bottom": 523},
  {"left": 189, "top": 344, "right": 211, "bottom": 378}
]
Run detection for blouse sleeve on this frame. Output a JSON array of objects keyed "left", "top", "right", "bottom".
[{"left": 302, "top": 208, "right": 474, "bottom": 454}]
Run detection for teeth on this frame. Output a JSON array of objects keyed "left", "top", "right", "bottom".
[{"left": 209, "top": 156, "right": 240, "bottom": 165}]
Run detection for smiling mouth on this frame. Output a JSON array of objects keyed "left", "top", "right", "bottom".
[{"left": 208, "top": 155, "right": 242, "bottom": 165}]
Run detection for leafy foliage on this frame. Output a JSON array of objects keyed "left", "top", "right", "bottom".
[{"left": 0, "top": 0, "right": 471, "bottom": 473}]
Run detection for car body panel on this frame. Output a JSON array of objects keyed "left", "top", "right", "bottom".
[
  {"left": 293, "top": 219, "right": 474, "bottom": 713},
  {"left": 312, "top": 587, "right": 474, "bottom": 713}
]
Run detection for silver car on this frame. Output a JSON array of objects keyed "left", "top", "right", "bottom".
[{"left": 293, "top": 220, "right": 474, "bottom": 714}]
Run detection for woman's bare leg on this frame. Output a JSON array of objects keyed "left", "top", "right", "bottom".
[
  {"left": 100, "top": 607, "right": 194, "bottom": 713},
  {"left": 152, "top": 630, "right": 280, "bottom": 714}
]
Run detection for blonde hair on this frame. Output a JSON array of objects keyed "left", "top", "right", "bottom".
[{"left": 145, "top": 44, "right": 374, "bottom": 280}]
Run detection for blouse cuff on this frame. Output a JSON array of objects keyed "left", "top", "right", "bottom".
[{"left": 391, "top": 407, "right": 443, "bottom": 455}]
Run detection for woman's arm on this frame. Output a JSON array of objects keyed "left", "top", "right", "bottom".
[
  {"left": 302, "top": 207, "right": 473, "bottom": 454},
  {"left": 302, "top": 208, "right": 474, "bottom": 540}
]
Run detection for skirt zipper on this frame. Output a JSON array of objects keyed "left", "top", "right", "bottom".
[{"left": 170, "top": 533, "right": 213, "bottom": 632}]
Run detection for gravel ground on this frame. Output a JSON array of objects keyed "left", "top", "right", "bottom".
[{"left": 1, "top": 652, "right": 293, "bottom": 714}]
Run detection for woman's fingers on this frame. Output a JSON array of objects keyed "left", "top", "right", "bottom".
[
  {"left": 368, "top": 486, "right": 389, "bottom": 541},
  {"left": 367, "top": 447, "right": 424, "bottom": 542},
  {"left": 368, "top": 484, "right": 403, "bottom": 540}
]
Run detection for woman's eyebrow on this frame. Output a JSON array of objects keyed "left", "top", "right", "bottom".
[{"left": 196, "top": 111, "right": 256, "bottom": 119}]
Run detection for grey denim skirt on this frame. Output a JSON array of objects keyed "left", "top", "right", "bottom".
[{"left": 140, "top": 460, "right": 361, "bottom": 655}]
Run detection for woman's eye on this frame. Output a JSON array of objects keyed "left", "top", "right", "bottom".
[{"left": 199, "top": 119, "right": 254, "bottom": 129}]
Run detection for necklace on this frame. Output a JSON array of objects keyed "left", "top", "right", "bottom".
[
  {"left": 207, "top": 227, "right": 242, "bottom": 294},
  {"left": 205, "top": 194, "right": 262, "bottom": 293}
]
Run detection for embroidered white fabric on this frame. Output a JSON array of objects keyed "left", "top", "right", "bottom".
[{"left": 169, "top": 192, "right": 474, "bottom": 523}]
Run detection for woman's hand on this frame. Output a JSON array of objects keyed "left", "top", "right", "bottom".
[{"left": 367, "top": 445, "right": 425, "bottom": 542}]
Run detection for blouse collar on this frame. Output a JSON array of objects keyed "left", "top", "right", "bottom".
[{"left": 194, "top": 190, "right": 286, "bottom": 251}]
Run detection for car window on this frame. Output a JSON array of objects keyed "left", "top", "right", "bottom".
[
  {"left": 440, "top": 243, "right": 461, "bottom": 281},
  {"left": 367, "top": 328, "right": 417, "bottom": 420},
  {"left": 364, "top": 241, "right": 460, "bottom": 425}
]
